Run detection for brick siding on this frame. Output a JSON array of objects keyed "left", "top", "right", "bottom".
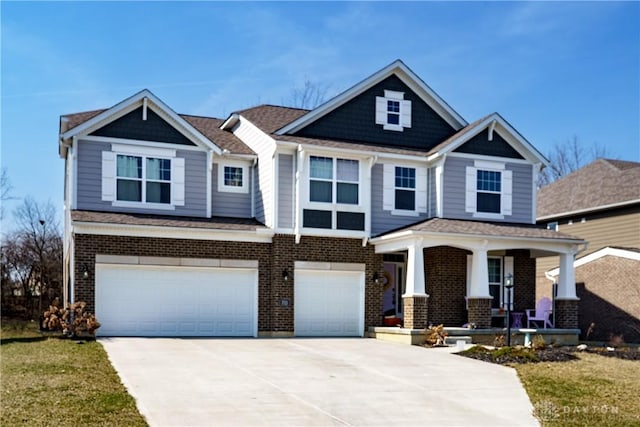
[
  {"left": 555, "top": 299, "right": 579, "bottom": 329},
  {"left": 403, "top": 295, "right": 429, "bottom": 329},
  {"left": 425, "top": 246, "right": 468, "bottom": 326},
  {"left": 74, "top": 233, "right": 383, "bottom": 333}
]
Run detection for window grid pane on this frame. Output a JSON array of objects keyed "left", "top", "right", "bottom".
[
  {"left": 224, "top": 166, "right": 243, "bottom": 187},
  {"left": 117, "top": 155, "right": 142, "bottom": 179},
  {"left": 395, "top": 167, "right": 416, "bottom": 189},
  {"left": 337, "top": 183, "right": 358, "bottom": 204},
  {"left": 310, "top": 181, "right": 332, "bottom": 202},
  {"left": 477, "top": 170, "right": 501, "bottom": 192},
  {"left": 387, "top": 100, "right": 400, "bottom": 113},
  {"left": 310, "top": 156, "right": 333, "bottom": 179},
  {"left": 147, "top": 158, "right": 171, "bottom": 181},
  {"left": 336, "top": 159, "right": 359, "bottom": 182},
  {"left": 488, "top": 258, "right": 501, "bottom": 284}
]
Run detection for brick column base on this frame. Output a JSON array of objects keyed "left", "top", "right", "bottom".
[
  {"left": 403, "top": 295, "right": 429, "bottom": 329},
  {"left": 467, "top": 298, "right": 492, "bottom": 329},
  {"left": 555, "top": 299, "right": 579, "bottom": 329}
]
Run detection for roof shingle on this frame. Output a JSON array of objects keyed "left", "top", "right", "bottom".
[
  {"left": 71, "top": 210, "right": 266, "bottom": 231},
  {"left": 537, "top": 158, "right": 640, "bottom": 218}
]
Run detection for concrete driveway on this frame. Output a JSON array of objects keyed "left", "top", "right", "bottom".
[{"left": 100, "top": 338, "right": 538, "bottom": 427}]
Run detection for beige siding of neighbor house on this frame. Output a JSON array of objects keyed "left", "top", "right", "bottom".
[{"left": 536, "top": 207, "right": 640, "bottom": 300}]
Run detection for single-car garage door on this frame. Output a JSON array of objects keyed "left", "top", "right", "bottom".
[
  {"left": 294, "top": 269, "right": 365, "bottom": 337},
  {"left": 95, "top": 264, "right": 257, "bottom": 337}
]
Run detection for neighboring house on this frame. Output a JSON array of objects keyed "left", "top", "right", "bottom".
[
  {"left": 59, "top": 60, "right": 584, "bottom": 338},
  {"left": 537, "top": 159, "right": 640, "bottom": 342}
]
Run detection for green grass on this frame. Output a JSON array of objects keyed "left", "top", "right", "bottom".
[
  {"left": 516, "top": 352, "right": 640, "bottom": 426},
  {"left": 1, "top": 319, "right": 147, "bottom": 426}
]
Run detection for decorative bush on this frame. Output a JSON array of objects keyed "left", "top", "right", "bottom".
[
  {"left": 424, "top": 324, "right": 448, "bottom": 346},
  {"left": 42, "top": 299, "right": 101, "bottom": 337}
]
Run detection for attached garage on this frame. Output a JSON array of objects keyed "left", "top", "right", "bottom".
[
  {"left": 294, "top": 264, "right": 365, "bottom": 337},
  {"left": 95, "top": 263, "right": 258, "bottom": 337}
]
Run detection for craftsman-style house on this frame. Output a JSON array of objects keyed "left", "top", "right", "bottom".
[{"left": 59, "top": 60, "right": 584, "bottom": 338}]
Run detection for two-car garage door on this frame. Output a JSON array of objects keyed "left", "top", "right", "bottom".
[{"left": 95, "top": 264, "right": 258, "bottom": 337}]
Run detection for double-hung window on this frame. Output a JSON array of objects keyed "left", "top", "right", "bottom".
[
  {"left": 310, "top": 156, "right": 359, "bottom": 204},
  {"left": 387, "top": 100, "right": 401, "bottom": 126},
  {"left": 304, "top": 156, "right": 363, "bottom": 232},
  {"left": 465, "top": 160, "right": 512, "bottom": 218},
  {"left": 476, "top": 170, "right": 501, "bottom": 214},
  {"left": 394, "top": 167, "right": 416, "bottom": 211},
  {"left": 116, "top": 155, "right": 171, "bottom": 204}
]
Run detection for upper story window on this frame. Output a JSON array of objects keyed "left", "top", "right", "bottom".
[
  {"left": 218, "top": 161, "right": 249, "bottom": 193},
  {"left": 116, "top": 155, "right": 171, "bottom": 204},
  {"left": 101, "top": 144, "right": 185, "bottom": 209},
  {"left": 476, "top": 170, "right": 501, "bottom": 214},
  {"left": 395, "top": 167, "right": 416, "bottom": 211},
  {"left": 465, "top": 160, "right": 512, "bottom": 219},
  {"left": 310, "top": 156, "right": 359, "bottom": 204},
  {"left": 375, "top": 90, "right": 412, "bottom": 132},
  {"left": 382, "top": 164, "right": 426, "bottom": 216}
]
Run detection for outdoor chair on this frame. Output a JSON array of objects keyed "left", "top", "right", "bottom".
[{"left": 526, "top": 297, "right": 554, "bottom": 328}]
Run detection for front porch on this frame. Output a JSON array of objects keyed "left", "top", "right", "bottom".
[{"left": 370, "top": 218, "right": 585, "bottom": 344}]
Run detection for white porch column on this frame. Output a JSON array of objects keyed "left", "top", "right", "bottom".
[
  {"left": 557, "top": 252, "right": 578, "bottom": 299},
  {"left": 404, "top": 240, "right": 427, "bottom": 296},
  {"left": 468, "top": 248, "right": 491, "bottom": 298}
]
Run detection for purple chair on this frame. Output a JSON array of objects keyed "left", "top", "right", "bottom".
[{"left": 526, "top": 297, "right": 554, "bottom": 329}]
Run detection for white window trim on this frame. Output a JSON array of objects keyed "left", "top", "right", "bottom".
[
  {"left": 375, "top": 90, "right": 412, "bottom": 132},
  {"left": 383, "top": 163, "right": 426, "bottom": 216},
  {"left": 217, "top": 160, "right": 249, "bottom": 194},
  {"left": 114, "top": 153, "right": 174, "bottom": 207},
  {"left": 465, "top": 160, "right": 512, "bottom": 219},
  {"left": 301, "top": 155, "right": 365, "bottom": 232},
  {"left": 102, "top": 144, "right": 185, "bottom": 209}
]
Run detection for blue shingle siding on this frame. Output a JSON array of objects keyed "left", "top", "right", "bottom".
[
  {"left": 90, "top": 107, "right": 195, "bottom": 146},
  {"left": 294, "top": 75, "right": 457, "bottom": 150},
  {"left": 76, "top": 139, "right": 207, "bottom": 217},
  {"left": 454, "top": 129, "right": 524, "bottom": 159},
  {"left": 370, "top": 164, "right": 429, "bottom": 236},
  {"left": 442, "top": 156, "right": 533, "bottom": 223},
  {"left": 277, "top": 154, "right": 294, "bottom": 228},
  {"left": 211, "top": 164, "right": 252, "bottom": 218}
]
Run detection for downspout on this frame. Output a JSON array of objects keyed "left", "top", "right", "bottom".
[
  {"left": 251, "top": 157, "right": 257, "bottom": 218},
  {"left": 294, "top": 145, "right": 304, "bottom": 244}
]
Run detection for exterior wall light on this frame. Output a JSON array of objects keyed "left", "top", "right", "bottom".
[{"left": 282, "top": 268, "right": 289, "bottom": 282}]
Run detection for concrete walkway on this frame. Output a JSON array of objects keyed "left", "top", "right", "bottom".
[{"left": 100, "top": 338, "right": 539, "bottom": 427}]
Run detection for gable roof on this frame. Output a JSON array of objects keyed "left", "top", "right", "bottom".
[
  {"left": 546, "top": 246, "right": 640, "bottom": 277},
  {"left": 59, "top": 89, "right": 223, "bottom": 158},
  {"left": 60, "top": 96, "right": 255, "bottom": 156},
  {"left": 235, "top": 105, "right": 308, "bottom": 134},
  {"left": 426, "top": 112, "right": 549, "bottom": 165},
  {"left": 275, "top": 59, "right": 467, "bottom": 135},
  {"left": 537, "top": 158, "right": 640, "bottom": 219}
]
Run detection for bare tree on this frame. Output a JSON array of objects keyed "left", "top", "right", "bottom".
[
  {"left": 1, "top": 167, "right": 15, "bottom": 219},
  {"left": 1, "top": 197, "right": 63, "bottom": 319},
  {"left": 538, "top": 137, "right": 609, "bottom": 186},
  {"left": 289, "top": 79, "right": 328, "bottom": 110}
]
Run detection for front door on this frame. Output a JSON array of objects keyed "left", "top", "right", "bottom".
[{"left": 383, "top": 255, "right": 406, "bottom": 318}]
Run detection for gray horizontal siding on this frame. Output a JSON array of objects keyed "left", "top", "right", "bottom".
[
  {"left": 371, "top": 164, "right": 429, "bottom": 236},
  {"left": 277, "top": 154, "right": 294, "bottom": 229},
  {"left": 211, "top": 163, "right": 252, "bottom": 218},
  {"left": 429, "top": 167, "right": 437, "bottom": 217},
  {"left": 442, "top": 156, "right": 533, "bottom": 223},
  {"left": 76, "top": 139, "right": 207, "bottom": 217}
]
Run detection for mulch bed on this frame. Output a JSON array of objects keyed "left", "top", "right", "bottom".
[{"left": 456, "top": 345, "right": 640, "bottom": 365}]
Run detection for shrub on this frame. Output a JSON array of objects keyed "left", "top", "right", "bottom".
[
  {"left": 424, "top": 324, "right": 447, "bottom": 346},
  {"left": 42, "top": 299, "right": 100, "bottom": 337}
]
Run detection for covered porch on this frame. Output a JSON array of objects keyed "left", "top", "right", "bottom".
[{"left": 369, "top": 218, "right": 586, "bottom": 344}]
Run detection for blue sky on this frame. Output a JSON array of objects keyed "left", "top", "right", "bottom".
[{"left": 1, "top": 1, "right": 639, "bottom": 230}]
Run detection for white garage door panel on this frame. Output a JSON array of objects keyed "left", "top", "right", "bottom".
[
  {"left": 96, "top": 265, "right": 257, "bottom": 337},
  {"left": 294, "top": 270, "right": 364, "bottom": 337}
]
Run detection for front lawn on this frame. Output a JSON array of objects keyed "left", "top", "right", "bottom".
[
  {"left": 1, "top": 319, "right": 147, "bottom": 426},
  {"left": 516, "top": 352, "right": 640, "bottom": 426}
]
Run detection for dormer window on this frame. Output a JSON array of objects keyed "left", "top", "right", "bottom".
[{"left": 376, "top": 90, "right": 411, "bottom": 132}]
